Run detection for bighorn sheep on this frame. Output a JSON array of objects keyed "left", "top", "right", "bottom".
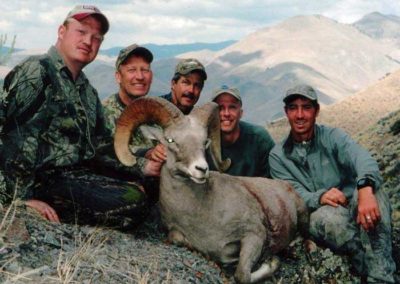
[{"left": 114, "top": 97, "right": 309, "bottom": 283}]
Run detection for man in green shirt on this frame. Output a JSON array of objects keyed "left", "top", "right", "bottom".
[
  {"left": 208, "top": 85, "right": 275, "bottom": 177},
  {"left": 269, "top": 84, "right": 395, "bottom": 283},
  {"left": 0, "top": 5, "right": 162, "bottom": 228}
]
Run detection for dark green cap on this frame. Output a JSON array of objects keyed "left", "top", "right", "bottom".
[
  {"left": 115, "top": 44, "right": 153, "bottom": 69},
  {"left": 284, "top": 84, "right": 318, "bottom": 103},
  {"left": 175, "top": 58, "right": 207, "bottom": 80}
]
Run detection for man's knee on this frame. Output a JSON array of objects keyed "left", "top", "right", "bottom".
[{"left": 309, "top": 205, "right": 355, "bottom": 249}]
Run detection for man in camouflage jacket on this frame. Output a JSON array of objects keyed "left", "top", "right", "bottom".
[
  {"left": 103, "top": 44, "right": 161, "bottom": 202},
  {"left": 0, "top": 5, "right": 162, "bottom": 228}
]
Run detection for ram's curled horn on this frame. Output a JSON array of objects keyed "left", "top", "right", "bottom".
[
  {"left": 114, "top": 97, "right": 183, "bottom": 166},
  {"left": 190, "top": 102, "right": 231, "bottom": 172}
]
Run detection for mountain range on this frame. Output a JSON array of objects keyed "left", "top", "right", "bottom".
[
  {"left": 84, "top": 12, "right": 400, "bottom": 124},
  {"left": 1, "top": 12, "right": 400, "bottom": 126}
]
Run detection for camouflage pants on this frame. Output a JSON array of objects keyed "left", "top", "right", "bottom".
[
  {"left": 309, "top": 189, "right": 395, "bottom": 283},
  {"left": 35, "top": 167, "right": 150, "bottom": 229}
]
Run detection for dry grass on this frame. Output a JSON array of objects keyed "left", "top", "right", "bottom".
[{"left": 55, "top": 228, "right": 108, "bottom": 284}]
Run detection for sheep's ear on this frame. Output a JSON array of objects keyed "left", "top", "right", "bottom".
[{"left": 139, "top": 125, "right": 164, "bottom": 142}]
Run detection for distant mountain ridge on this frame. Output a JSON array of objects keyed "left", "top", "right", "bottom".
[
  {"left": 353, "top": 12, "right": 400, "bottom": 41},
  {"left": 100, "top": 41, "right": 237, "bottom": 60}
]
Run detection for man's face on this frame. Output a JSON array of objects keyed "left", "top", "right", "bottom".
[
  {"left": 171, "top": 72, "right": 204, "bottom": 113},
  {"left": 116, "top": 55, "right": 153, "bottom": 101},
  {"left": 285, "top": 97, "right": 319, "bottom": 141},
  {"left": 215, "top": 93, "right": 242, "bottom": 134},
  {"left": 58, "top": 16, "right": 103, "bottom": 67}
]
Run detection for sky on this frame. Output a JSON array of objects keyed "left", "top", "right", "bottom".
[{"left": 1, "top": 0, "right": 400, "bottom": 50}]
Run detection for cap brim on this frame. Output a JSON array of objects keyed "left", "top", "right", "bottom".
[{"left": 283, "top": 94, "right": 317, "bottom": 103}]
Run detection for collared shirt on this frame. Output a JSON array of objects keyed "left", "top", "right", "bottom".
[{"left": 269, "top": 124, "right": 382, "bottom": 211}]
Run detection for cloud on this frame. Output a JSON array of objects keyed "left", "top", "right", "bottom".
[{"left": 0, "top": 0, "right": 399, "bottom": 50}]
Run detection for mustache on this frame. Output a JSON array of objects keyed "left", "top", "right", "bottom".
[{"left": 182, "top": 92, "right": 195, "bottom": 100}]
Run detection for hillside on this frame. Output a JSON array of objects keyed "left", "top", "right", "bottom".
[
  {"left": 87, "top": 14, "right": 400, "bottom": 123},
  {"left": 188, "top": 14, "right": 400, "bottom": 123},
  {"left": 0, "top": 109, "right": 399, "bottom": 283},
  {"left": 267, "top": 69, "right": 400, "bottom": 141},
  {"left": 353, "top": 12, "right": 400, "bottom": 43}
]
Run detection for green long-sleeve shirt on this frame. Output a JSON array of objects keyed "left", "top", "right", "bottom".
[
  {"left": 208, "top": 121, "right": 275, "bottom": 177},
  {"left": 269, "top": 124, "right": 382, "bottom": 211}
]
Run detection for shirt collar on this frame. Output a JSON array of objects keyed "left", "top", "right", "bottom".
[{"left": 47, "top": 46, "right": 88, "bottom": 85}]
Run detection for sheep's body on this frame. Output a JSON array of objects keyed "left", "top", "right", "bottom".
[
  {"left": 114, "top": 97, "right": 309, "bottom": 283},
  {"left": 160, "top": 170, "right": 308, "bottom": 283}
]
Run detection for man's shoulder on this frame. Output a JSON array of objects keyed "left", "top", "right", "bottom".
[
  {"left": 159, "top": 93, "right": 172, "bottom": 102},
  {"left": 6, "top": 54, "right": 48, "bottom": 79},
  {"left": 103, "top": 93, "right": 118, "bottom": 107},
  {"left": 240, "top": 121, "right": 273, "bottom": 140},
  {"left": 316, "top": 124, "right": 350, "bottom": 141},
  {"left": 103, "top": 94, "right": 123, "bottom": 117}
]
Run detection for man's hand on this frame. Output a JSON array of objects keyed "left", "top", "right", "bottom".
[
  {"left": 143, "top": 159, "right": 163, "bottom": 177},
  {"left": 25, "top": 199, "right": 60, "bottom": 223},
  {"left": 145, "top": 144, "right": 167, "bottom": 163},
  {"left": 356, "top": 186, "right": 380, "bottom": 231},
  {"left": 320, "top": 187, "right": 348, "bottom": 207}
]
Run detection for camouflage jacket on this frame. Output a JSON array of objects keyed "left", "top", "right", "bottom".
[
  {"left": 0, "top": 46, "right": 144, "bottom": 201},
  {"left": 103, "top": 93, "right": 157, "bottom": 157}
]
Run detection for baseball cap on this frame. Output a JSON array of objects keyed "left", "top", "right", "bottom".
[
  {"left": 284, "top": 84, "right": 318, "bottom": 103},
  {"left": 115, "top": 44, "right": 153, "bottom": 69},
  {"left": 212, "top": 85, "right": 242, "bottom": 105},
  {"left": 175, "top": 58, "right": 207, "bottom": 80},
  {"left": 65, "top": 5, "right": 109, "bottom": 35}
]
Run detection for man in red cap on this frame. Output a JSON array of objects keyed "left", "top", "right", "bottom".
[{"left": 0, "top": 5, "right": 162, "bottom": 229}]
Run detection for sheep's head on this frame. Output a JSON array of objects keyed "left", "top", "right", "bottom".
[{"left": 114, "top": 97, "right": 230, "bottom": 183}]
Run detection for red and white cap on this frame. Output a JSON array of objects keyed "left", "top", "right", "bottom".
[{"left": 65, "top": 5, "right": 109, "bottom": 34}]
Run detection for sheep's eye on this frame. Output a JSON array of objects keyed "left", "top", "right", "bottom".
[
  {"left": 204, "top": 138, "right": 211, "bottom": 149},
  {"left": 166, "top": 137, "right": 174, "bottom": 143}
]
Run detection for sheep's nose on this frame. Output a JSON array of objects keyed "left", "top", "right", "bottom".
[{"left": 195, "top": 165, "right": 208, "bottom": 173}]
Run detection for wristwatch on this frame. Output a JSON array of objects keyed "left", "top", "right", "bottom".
[{"left": 356, "top": 177, "right": 375, "bottom": 191}]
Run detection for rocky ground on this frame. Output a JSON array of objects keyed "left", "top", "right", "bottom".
[
  {"left": 0, "top": 205, "right": 359, "bottom": 284},
  {"left": 0, "top": 110, "right": 399, "bottom": 284}
]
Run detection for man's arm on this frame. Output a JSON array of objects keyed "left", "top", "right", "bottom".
[
  {"left": 330, "top": 128, "right": 382, "bottom": 230},
  {"left": 1, "top": 59, "right": 46, "bottom": 201},
  {"left": 257, "top": 128, "right": 275, "bottom": 178},
  {"left": 331, "top": 128, "right": 382, "bottom": 190},
  {"left": 269, "top": 149, "right": 326, "bottom": 211}
]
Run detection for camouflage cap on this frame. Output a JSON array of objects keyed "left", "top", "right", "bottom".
[
  {"left": 212, "top": 85, "right": 242, "bottom": 105},
  {"left": 284, "top": 84, "right": 318, "bottom": 103},
  {"left": 65, "top": 5, "right": 109, "bottom": 35},
  {"left": 175, "top": 58, "right": 207, "bottom": 80},
  {"left": 115, "top": 44, "right": 153, "bottom": 69}
]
